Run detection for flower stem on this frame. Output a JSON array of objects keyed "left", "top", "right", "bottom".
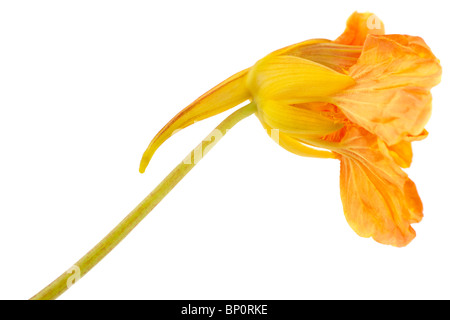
[{"left": 30, "top": 101, "right": 256, "bottom": 300}]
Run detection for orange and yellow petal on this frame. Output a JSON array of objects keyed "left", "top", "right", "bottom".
[
  {"left": 332, "top": 34, "right": 442, "bottom": 146},
  {"left": 335, "top": 11, "right": 385, "bottom": 46},
  {"left": 337, "top": 127, "right": 423, "bottom": 247},
  {"left": 278, "top": 40, "right": 362, "bottom": 73},
  {"left": 140, "top": 68, "right": 251, "bottom": 173}
]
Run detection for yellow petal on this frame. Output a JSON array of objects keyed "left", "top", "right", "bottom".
[
  {"left": 278, "top": 134, "right": 335, "bottom": 159},
  {"left": 140, "top": 68, "right": 251, "bottom": 173},
  {"left": 259, "top": 119, "right": 335, "bottom": 159},
  {"left": 258, "top": 99, "right": 344, "bottom": 136},
  {"left": 247, "top": 55, "right": 355, "bottom": 104}
]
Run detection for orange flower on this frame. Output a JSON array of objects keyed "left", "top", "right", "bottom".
[{"left": 140, "top": 12, "right": 442, "bottom": 247}]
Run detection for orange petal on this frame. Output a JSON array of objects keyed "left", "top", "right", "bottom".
[
  {"left": 378, "top": 139, "right": 413, "bottom": 169},
  {"left": 378, "top": 129, "right": 427, "bottom": 168},
  {"left": 337, "top": 127, "right": 423, "bottom": 247},
  {"left": 403, "top": 129, "right": 429, "bottom": 142},
  {"left": 139, "top": 68, "right": 250, "bottom": 173},
  {"left": 332, "top": 34, "right": 442, "bottom": 146},
  {"left": 335, "top": 12, "right": 385, "bottom": 45}
]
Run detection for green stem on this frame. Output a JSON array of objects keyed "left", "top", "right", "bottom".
[{"left": 30, "top": 102, "right": 257, "bottom": 300}]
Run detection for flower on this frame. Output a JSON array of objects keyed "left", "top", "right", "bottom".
[{"left": 139, "top": 12, "right": 441, "bottom": 247}]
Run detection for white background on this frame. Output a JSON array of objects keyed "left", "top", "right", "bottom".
[{"left": 1, "top": 0, "right": 449, "bottom": 300}]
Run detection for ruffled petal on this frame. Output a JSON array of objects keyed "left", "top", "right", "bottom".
[
  {"left": 332, "top": 34, "right": 442, "bottom": 145},
  {"left": 335, "top": 11, "right": 385, "bottom": 45},
  {"left": 140, "top": 68, "right": 250, "bottom": 173},
  {"left": 337, "top": 127, "right": 423, "bottom": 247}
]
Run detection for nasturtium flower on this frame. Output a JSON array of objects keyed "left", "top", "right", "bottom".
[{"left": 140, "top": 12, "right": 442, "bottom": 247}]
